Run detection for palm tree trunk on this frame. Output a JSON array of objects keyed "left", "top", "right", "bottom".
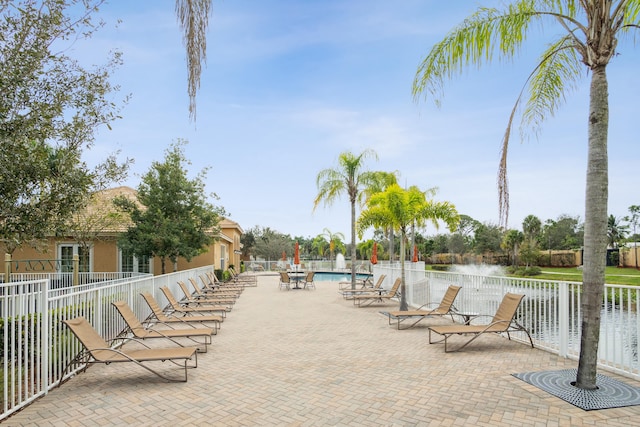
[
  {"left": 575, "top": 65, "right": 609, "bottom": 390},
  {"left": 399, "top": 231, "right": 408, "bottom": 311},
  {"left": 350, "top": 200, "right": 357, "bottom": 290}
]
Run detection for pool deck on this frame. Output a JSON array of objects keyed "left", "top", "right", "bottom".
[{"left": 6, "top": 274, "right": 640, "bottom": 426}]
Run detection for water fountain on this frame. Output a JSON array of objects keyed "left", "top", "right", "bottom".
[{"left": 335, "top": 253, "right": 346, "bottom": 270}]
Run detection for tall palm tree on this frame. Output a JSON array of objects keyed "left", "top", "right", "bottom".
[
  {"left": 357, "top": 184, "right": 459, "bottom": 311},
  {"left": 321, "top": 228, "right": 345, "bottom": 271},
  {"left": 175, "top": 0, "right": 212, "bottom": 121},
  {"left": 314, "top": 150, "right": 379, "bottom": 288},
  {"left": 412, "top": 0, "right": 639, "bottom": 389}
]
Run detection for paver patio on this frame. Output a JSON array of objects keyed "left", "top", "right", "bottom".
[{"left": 6, "top": 274, "right": 640, "bottom": 426}]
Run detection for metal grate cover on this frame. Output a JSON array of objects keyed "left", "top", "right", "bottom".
[{"left": 513, "top": 369, "right": 640, "bottom": 411}]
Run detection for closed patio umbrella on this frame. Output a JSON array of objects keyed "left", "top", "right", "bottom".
[
  {"left": 412, "top": 244, "right": 418, "bottom": 262},
  {"left": 294, "top": 241, "right": 300, "bottom": 266},
  {"left": 370, "top": 242, "right": 378, "bottom": 265}
]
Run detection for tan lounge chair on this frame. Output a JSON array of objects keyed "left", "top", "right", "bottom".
[
  {"left": 140, "top": 292, "right": 222, "bottom": 332},
  {"left": 352, "top": 277, "right": 402, "bottom": 307},
  {"left": 62, "top": 316, "right": 197, "bottom": 383},
  {"left": 205, "top": 271, "right": 245, "bottom": 292},
  {"left": 228, "top": 268, "right": 257, "bottom": 286},
  {"left": 112, "top": 301, "right": 214, "bottom": 353},
  {"left": 428, "top": 293, "right": 534, "bottom": 352},
  {"left": 338, "top": 274, "right": 374, "bottom": 290},
  {"left": 178, "top": 281, "right": 236, "bottom": 305},
  {"left": 195, "top": 275, "right": 243, "bottom": 296},
  {"left": 381, "top": 285, "right": 461, "bottom": 330},
  {"left": 340, "top": 274, "right": 386, "bottom": 299},
  {"left": 160, "top": 286, "right": 230, "bottom": 317}
]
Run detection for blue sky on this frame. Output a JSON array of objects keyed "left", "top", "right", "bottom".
[{"left": 78, "top": 1, "right": 638, "bottom": 240}]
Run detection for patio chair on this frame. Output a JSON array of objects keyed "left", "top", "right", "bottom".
[
  {"left": 380, "top": 285, "right": 461, "bottom": 330},
  {"left": 301, "top": 271, "right": 315, "bottom": 290},
  {"left": 339, "top": 274, "right": 386, "bottom": 299},
  {"left": 428, "top": 293, "right": 534, "bottom": 352},
  {"left": 160, "top": 286, "right": 230, "bottom": 317},
  {"left": 139, "top": 292, "right": 222, "bottom": 332},
  {"left": 189, "top": 277, "right": 240, "bottom": 299},
  {"left": 228, "top": 267, "right": 257, "bottom": 286},
  {"left": 279, "top": 271, "right": 291, "bottom": 291},
  {"left": 112, "top": 301, "right": 214, "bottom": 353},
  {"left": 338, "top": 274, "right": 374, "bottom": 290},
  {"left": 178, "top": 281, "right": 236, "bottom": 305},
  {"left": 352, "top": 277, "right": 402, "bottom": 307},
  {"left": 62, "top": 316, "right": 197, "bottom": 383}
]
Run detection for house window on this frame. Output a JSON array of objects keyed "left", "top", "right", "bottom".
[
  {"left": 119, "top": 248, "right": 152, "bottom": 274},
  {"left": 220, "top": 245, "right": 226, "bottom": 270},
  {"left": 58, "top": 244, "right": 91, "bottom": 272}
]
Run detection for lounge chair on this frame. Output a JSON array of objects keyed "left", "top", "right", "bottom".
[
  {"left": 160, "top": 286, "right": 230, "bottom": 317},
  {"left": 339, "top": 274, "right": 387, "bottom": 299},
  {"left": 189, "top": 277, "right": 241, "bottom": 299},
  {"left": 279, "top": 272, "right": 291, "bottom": 290},
  {"left": 228, "top": 267, "right": 257, "bottom": 286},
  {"left": 199, "top": 274, "right": 244, "bottom": 295},
  {"left": 352, "top": 277, "right": 402, "bottom": 307},
  {"left": 178, "top": 281, "right": 236, "bottom": 305},
  {"left": 62, "top": 316, "right": 197, "bottom": 383},
  {"left": 140, "top": 292, "right": 223, "bottom": 332},
  {"left": 301, "top": 271, "right": 315, "bottom": 290},
  {"left": 338, "top": 274, "right": 374, "bottom": 290},
  {"left": 428, "top": 293, "right": 534, "bottom": 352},
  {"left": 206, "top": 271, "right": 245, "bottom": 291},
  {"left": 112, "top": 301, "right": 214, "bottom": 353},
  {"left": 380, "top": 285, "right": 461, "bottom": 330}
]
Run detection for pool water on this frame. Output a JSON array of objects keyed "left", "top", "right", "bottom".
[{"left": 313, "top": 272, "right": 372, "bottom": 282}]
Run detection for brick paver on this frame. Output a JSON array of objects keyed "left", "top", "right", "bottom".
[{"left": 5, "top": 274, "right": 640, "bottom": 426}]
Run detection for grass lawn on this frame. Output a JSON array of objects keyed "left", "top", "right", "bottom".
[
  {"left": 533, "top": 266, "right": 640, "bottom": 286},
  {"left": 427, "top": 265, "right": 640, "bottom": 286}
]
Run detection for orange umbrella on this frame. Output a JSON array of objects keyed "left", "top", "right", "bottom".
[
  {"left": 370, "top": 242, "right": 378, "bottom": 264},
  {"left": 412, "top": 244, "right": 419, "bottom": 262},
  {"left": 294, "top": 241, "right": 300, "bottom": 265},
  {"left": 282, "top": 251, "right": 287, "bottom": 261}
]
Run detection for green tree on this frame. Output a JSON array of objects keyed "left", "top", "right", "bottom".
[
  {"left": 314, "top": 149, "right": 379, "bottom": 287},
  {"left": 607, "top": 214, "right": 628, "bottom": 248},
  {"left": 358, "top": 184, "right": 459, "bottom": 311},
  {"left": 502, "top": 229, "right": 524, "bottom": 266},
  {"left": 115, "top": 141, "right": 224, "bottom": 274},
  {"left": 412, "top": 0, "right": 639, "bottom": 389},
  {"left": 473, "top": 223, "right": 504, "bottom": 255},
  {"left": 321, "top": 228, "right": 345, "bottom": 271},
  {"left": 0, "top": 0, "right": 127, "bottom": 254},
  {"left": 252, "top": 227, "right": 291, "bottom": 263}
]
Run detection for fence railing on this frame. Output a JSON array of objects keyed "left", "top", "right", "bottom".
[
  {"left": 373, "top": 264, "right": 640, "bottom": 380},
  {"left": 0, "top": 266, "right": 212, "bottom": 421}
]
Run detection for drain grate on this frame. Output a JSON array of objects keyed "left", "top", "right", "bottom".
[{"left": 513, "top": 369, "right": 640, "bottom": 411}]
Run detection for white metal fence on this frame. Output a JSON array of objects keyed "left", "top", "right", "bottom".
[
  {"left": 373, "top": 264, "right": 640, "bottom": 380},
  {"left": 3, "top": 265, "right": 640, "bottom": 421},
  {"left": 1, "top": 267, "right": 212, "bottom": 421}
]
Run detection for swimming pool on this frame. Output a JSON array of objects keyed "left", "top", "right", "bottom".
[{"left": 312, "top": 271, "right": 372, "bottom": 282}]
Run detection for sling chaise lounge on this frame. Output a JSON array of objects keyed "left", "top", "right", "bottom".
[
  {"left": 62, "top": 316, "right": 197, "bottom": 383},
  {"left": 352, "top": 277, "right": 402, "bottom": 307},
  {"left": 160, "top": 286, "right": 230, "bottom": 318},
  {"left": 205, "top": 271, "right": 245, "bottom": 292},
  {"left": 428, "top": 293, "right": 534, "bottom": 352},
  {"left": 140, "top": 292, "right": 222, "bottom": 331},
  {"left": 190, "top": 277, "right": 241, "bottom": 298},
  {"left": 112, "top": 301, "right": 214, "bottom": 353},
  {"left": 178, "top": 281, "right": 236, "bottom": 305},
  {"left": 381, "top": 285, "right": 462, "bottom": 330},
  {"left": 340, "top": 274, "right": 387, "bottom": 299}
]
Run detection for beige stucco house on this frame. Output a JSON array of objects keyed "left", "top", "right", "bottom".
[{"left": 5, "top": 186, "right": 243, "bottom": 275}]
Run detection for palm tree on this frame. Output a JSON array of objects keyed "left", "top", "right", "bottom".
[
  {"left": 412, "top": 0, "right": 639, "bottom": 390},
  {"left": 357, "top": 184, "right": 459, "bottom": 311},
  {"left": 607, "top": 214, "right": 628, "bottom": 249},
  {"left": 321, "top": 228, "right": 345, "bottom": 271},
  {"left": 314, "top": 150, "right": 379, "bottom": 288},
  {"left": 175, "top": 0, "right": 212, "bottom": 121}
]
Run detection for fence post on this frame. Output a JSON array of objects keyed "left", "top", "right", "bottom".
[
  {"left": 558, "top": 281, "right": 569, "bottom": 358},
  {"left": 73, "top": 254, "right": 79, "bottom": 286},
  {"left": 4, "top": 253, "right": 11, "bottom": 282}
]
